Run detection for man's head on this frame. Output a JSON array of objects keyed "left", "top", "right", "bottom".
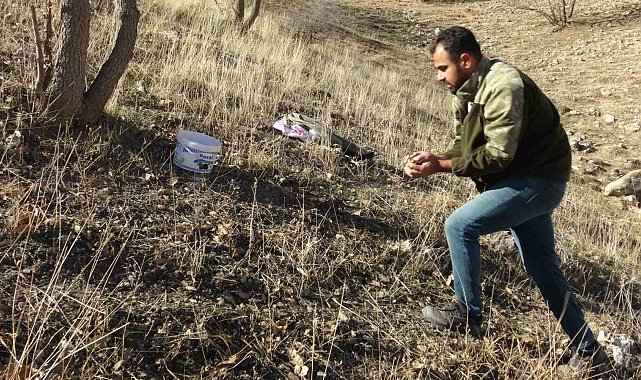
[{"left": 430, "top": 26, "right": 482, "bottom": 94}]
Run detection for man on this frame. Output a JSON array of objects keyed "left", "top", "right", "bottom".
[{"left": 404, "top": 26, "right": 609, "bottom": 376}]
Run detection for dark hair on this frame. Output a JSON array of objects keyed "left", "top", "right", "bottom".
[{"left": 430, "top": 26, "right": 482, "bottom": 61}]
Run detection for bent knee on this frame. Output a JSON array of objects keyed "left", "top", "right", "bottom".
[{"left": 445, "top": 212, "right": 469, "bottom": 236}]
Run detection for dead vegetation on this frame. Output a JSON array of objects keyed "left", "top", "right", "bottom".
[{"left": 0, "top": 0, "right": 640, "bottom": 379}]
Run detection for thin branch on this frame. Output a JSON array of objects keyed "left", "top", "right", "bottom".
[
  {"left": 44, "top": 0, "right": 53, "bottom": 61},
  {"left": 550, "top": 0, "right": 559, "bottom": 24},
  {"left": 520, "top": 6, "right": 556, "bottom": 25},
  {"left": 234, "top": 0, "right": 245, "bottom": 24},
  {"left": 30, "top": 4, "right": 46, "bottom": 101},
  {"left": 568, "top": 0, "right": 577, "bottom": 20},
  {"left": 81, "top": 0, "right": 140, "bottom": 124},
  {"left": 43, "top": 0, "right": 54, "bottom": 89},
  {"left": 241, "top": 0, "right": 261, "bottom": 34}
]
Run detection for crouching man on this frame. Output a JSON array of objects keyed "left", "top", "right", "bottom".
[{"left": 405, "top": 26, "right": 610, "bottom": 377}]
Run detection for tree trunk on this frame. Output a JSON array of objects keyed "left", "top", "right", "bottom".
[
  {"left": 235, "top": 0, "right": 245, "bottom": 25},
  {"left": 241, "top": 0, "right": 262, "bottom": 34},
  {"left": 80, "top": 0, "right": 140, "bottom": 124},
  {"left": 44, "top": 0, "right": 91, "bottom": 120}
]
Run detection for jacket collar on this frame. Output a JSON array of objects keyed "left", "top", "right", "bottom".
[{"left": 456, "top": 56, "right": 494, "bottom": 103}]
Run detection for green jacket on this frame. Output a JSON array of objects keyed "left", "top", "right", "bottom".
[{"left": 444, "top": 57, "right": 571, "bottom": 191}]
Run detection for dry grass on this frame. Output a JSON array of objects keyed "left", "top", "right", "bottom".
[{"left": 0, "top": 0, "right": 639, "bottom": 379}]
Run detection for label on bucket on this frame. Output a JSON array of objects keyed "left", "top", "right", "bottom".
[{"left": 173, "top": 141, "right": 218, "bottom": 174}]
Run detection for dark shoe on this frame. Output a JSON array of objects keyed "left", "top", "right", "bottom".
[
  {"left": 558, "top": 344, "right": 614, "bottom": 379},
  {"left": 421, "top": 303, "right": 482, "bottom": 334}
]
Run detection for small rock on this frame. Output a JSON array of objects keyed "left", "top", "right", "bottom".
[
  {"left": 627, "top": 122, "right": 640, "bottom": 132},
  {"left": 624, "top": 195, "right": 640, "bottom": 208},
  {"left": 587, "top": 107, "right": 601, "bottom": 117},
  {"left": 164, "top": 28, "right": 181, "bottom": 41},
  {"left": 4, "top": 130, "right": 22, "bottom": 149},
  {"left": 597, "top": 330, "right": 637, "bottom": 368},
  {"left": 603, "top": 114, "right": 617, "bottom": 124},
  {"left": 603, "top": 169, "right": 641, "bottom": 196},
  {"left": 571, "top": 140, "right": 596, "bottom": 153}
]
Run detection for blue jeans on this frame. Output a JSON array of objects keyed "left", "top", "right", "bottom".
[{"left": 445, "top": 176, "right": 595, "bottom": 349}]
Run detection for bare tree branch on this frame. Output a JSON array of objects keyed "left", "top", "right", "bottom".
[
  {"left": 30, "top": 4, "right": 46, "bottom": 101},
  {"left": 81, "top": 0, "right": 140, "bottom": 124},
  {"left": 568, "top": 0, "right": 577, "bottom": 20},
  {"left": 521, "top": 5, "right": 556, "bottom": 25},
  {"left": 241, "top": 0, "right": 261, "bottom": 34},
  {"left": 235, "top": 0, "right": 245, "bottom": 24},
  {"left": 517, "top": 0, "right": 579, "bottom": 27},
  {"left": 43, "top": 0, "right": 54, "bottom": 89}
]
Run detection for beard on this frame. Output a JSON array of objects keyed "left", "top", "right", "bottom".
[{"left": 448, "top": 66, "right": 471, "bottom": 94}]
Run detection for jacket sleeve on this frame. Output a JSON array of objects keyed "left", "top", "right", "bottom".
[
  {"left": 451, "top": 69, "right": 524, "bottom": 177},
  {"left": 443, "top": 96, "right": 462, "bottom": 159}
]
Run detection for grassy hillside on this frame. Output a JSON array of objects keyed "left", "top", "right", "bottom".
[{"left": 1, "top": 0, "right": 639, "bottom": 379}]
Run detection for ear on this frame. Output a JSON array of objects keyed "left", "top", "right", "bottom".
[{"left": 459, "top": 53, "right": 476, "bottom": 70}]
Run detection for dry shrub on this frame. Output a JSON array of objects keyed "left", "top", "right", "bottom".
[{"left": 507, "top": 0, "right": 578, "bottom": 27}]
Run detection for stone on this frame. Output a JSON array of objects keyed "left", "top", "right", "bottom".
[
  {"left": 587, "top": 107, "right": 601, "bottom": 117},
  {"left": 570, "top": 138, "right": 596, "bottom": 153},
  {"left": 603, "top": 169, "right": 641, "bottom": 196},
  {"left": 624, "top": 195, "right": 640, "bottom": 208},
  {"left": 600, "top": 88, "right": 613, "bottom": 97},
  {"left": 164, "top": 28, "right": 181, "bottom": 41},
  {"left": 4, "top": 130, "right": 22, "bottom": 149},
  {"left": 627, "top": 122, "right": 640, "bottom": 132},
  {"left": 603, "top": 114, "right": 617, "bottom": 124}
]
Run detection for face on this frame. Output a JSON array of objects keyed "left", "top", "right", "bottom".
[{"left": 432, "top": 44, "right": 475, "bottom": 94}]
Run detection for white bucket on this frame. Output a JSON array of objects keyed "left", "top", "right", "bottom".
[{"left": 173, "top": 130, "right": 221, "bottom": 174}]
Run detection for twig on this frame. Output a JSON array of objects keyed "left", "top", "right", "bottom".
[
  {"left": 43, "top": 0, "right": 54, "bottom": 89},
  {"left": 520, "top": 5, "right": 557, "bottom": 26},
  {"left": 59, "top": 291, "right": 107, "bottom": 315},
  {"left": 211, "top": 0, "right": 224, "bottom": 12},
  {"left": 568, "top": 0, "right": 577, "bottom": 21},
  {"left": 30, "top": 4, "right": 45, "bottom": 101},
  {"left": 561, "top": 0, "right": 568, "bottom": 26},
  {"left": 41, "top": 323, "right": 130, "bottom": 379},
  {"left": 325, "top": 280, "right": 346, "bottom": 366}
]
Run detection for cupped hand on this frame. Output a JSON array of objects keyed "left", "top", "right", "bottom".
[{"left": 403, "top": 151, "right": 441, "bottom": 178}]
